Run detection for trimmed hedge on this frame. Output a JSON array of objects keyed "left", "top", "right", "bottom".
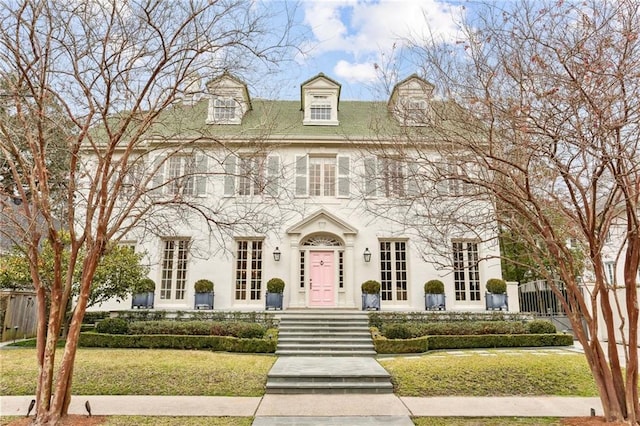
[
  {"left": 373, "top": 333, "right": 573, "bottom": 354},
  {"left": 127, "top": 320, "right": 266, "bottom": 338},
  {"left": 368, "top": 311, "right": 534, "bottom": 329},
  {"left": 381, "top": 321, "right": 532, "bottom": 338},
  {"left": 112, "top": 310, "right": 277, "bottom": 327},
  {"left": 428, "top": 333, "right": 573, "bottom": 350},
  {"left": 527, "top": 320, "right": 557, "bottom": 334},
  {"left": 79, "top": 333, "right": 276, "bottom": 353},
  {"left": 374, "top": 336, "right": 429, "bottom": 354},
  {"left": 96, "top": 318, "right": 129, "bottom": 335}
]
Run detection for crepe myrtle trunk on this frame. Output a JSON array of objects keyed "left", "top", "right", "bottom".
[{"left": 32, "top": 246, "right": 102, "bottom": 425}]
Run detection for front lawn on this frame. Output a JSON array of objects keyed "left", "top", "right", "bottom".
[
  {"left": 0, "top": 349, "right": 274, "bottom": 396},
  {"left": 380, "top": 350, "right": 598, "bottom": 397}
]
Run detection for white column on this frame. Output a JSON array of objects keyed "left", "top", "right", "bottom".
[{"left": 345, "top": 235, "right": 356, "bottom": 308}]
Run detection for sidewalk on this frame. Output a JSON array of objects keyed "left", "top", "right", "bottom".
[{"left": 1, "top": 394, "right": 604, "bottom": 419}]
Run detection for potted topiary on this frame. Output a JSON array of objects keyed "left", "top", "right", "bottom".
[
  {"left": 361, "top": 280, "right": 381, "bottom": 311},
  {"left": 131, "top": 278, "right": 155, "bottom": 309},
  {"left": 485, "top": 278, "right": 508, "bottom": 311},
  {"left": 194, "top": 279, "right": 214, "bottom": 310},
  {"left": 265, "top": 277, "right": 285, "bottom": 310},
  {"left": 424, "top": 279, "right": 446, "bottom": 310}
]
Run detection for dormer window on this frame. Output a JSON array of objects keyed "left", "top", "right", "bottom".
[
  {"left": 388, "top": 74, "right": 434, "bottom": 127},
  {"left": 310, "top": 96, "right": 331, "bottom": 120},
  {"left": 206, "top": 72, "right": 251, "bottom": 125},
  {"left": 213, "top": 97, "right": 237, "bottom": 121},
  {"left": 301, "top": 73, "right": 341, "bottom": 126}
]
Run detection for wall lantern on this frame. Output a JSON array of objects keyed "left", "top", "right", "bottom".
[
  {"left": 273, "top": 247, "right": 281, "bottom": 262},
  {"left": 363, "top": 247, "right": 371, "bottom": 263}
]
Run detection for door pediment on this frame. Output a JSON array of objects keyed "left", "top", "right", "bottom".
[{"left": 287, "top": 209, "right": 358, "bottom": 238}]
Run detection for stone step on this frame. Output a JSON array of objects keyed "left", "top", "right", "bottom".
[
  {"left": 265, "top": 381, "right": 394, "bottom": 394},
  {"left": 265, "top": 356, "right": 392, "bottom": 394},
  {"left": 278, "top": 337, "right": 373, "bottom": 344},
  {"left": 280, "top": 319, "right": 369, "bottom": 328},
  {"left": 275, "top": 349, "right": 377, "bottom": 356}
]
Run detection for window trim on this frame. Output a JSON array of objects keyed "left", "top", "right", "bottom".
[{"left": 234, "top": 239, "right": 264, "bottom": 302}]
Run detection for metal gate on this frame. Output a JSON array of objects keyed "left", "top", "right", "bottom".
[{"left": 518, "top": 280, "right": 585, "bottom": 338}]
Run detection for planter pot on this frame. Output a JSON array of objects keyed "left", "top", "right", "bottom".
[
  {"left": 425, "top": 293, "right": 446, "bottom": 310},
  {"left": 194, "top": 292, "right": 214, "bottom": 310},
  {"left": 362, "top": 293, "right": 380, "bottom": 311},
  {"left": 485, "top": 292, "right": 508, "bottom": 311},
  {"left": 265, "top": 292, "right": 283, "bottom": 310},
  {"left": 131, "top": 292, "right": 154, "bottom": 309}
]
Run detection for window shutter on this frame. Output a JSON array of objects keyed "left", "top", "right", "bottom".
[
  {"left": 150, "top": 154, "right": 165, "bottom": 196},
  {"left": 407, "top": 161, "right": 419, "bottom": 197},
  {"left": 364, "top": 156, "right": 377, "bottom": 198},
  {"left": 265, "top": 155, "right": 280, "bottom": 197},
  {"left": 295, "top": 155, "right": 308, "bottom": 197},
  {"left": 194, "top": 153, "right": 208, "bottom": 196},
  {"left": 337, "top": 155, "right": 350, "bottom": 197},
  {"left": 223, "top": 155, "right": 236, "bottom": 196}
]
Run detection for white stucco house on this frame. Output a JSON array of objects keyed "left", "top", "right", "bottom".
[{"left": 88, "top": 72, "right": 512, "bottom": 313}]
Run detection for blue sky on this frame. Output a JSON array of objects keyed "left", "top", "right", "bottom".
[{"left": 255, "top": 0, "right": 468, "bottom": 101}]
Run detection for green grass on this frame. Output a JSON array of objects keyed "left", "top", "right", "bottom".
[
  {"left": 411, "top": 418, "right": 561, "bottom": 425},
  {"left": 380, "top": 350, "right": 599, "bottom": 397},
  {"left": 0, "top": 349, "right": 274, "bottom": 396}
]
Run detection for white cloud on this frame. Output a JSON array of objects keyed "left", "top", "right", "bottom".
[
  {"left": 298, "top": 0, "right": 465, "bottom": 86},
  {"left": 333, "top": 60, "right": 378, "bottom": 83},
  {"left": 302, "top": 0, "right": 464, "bottom": 58}
]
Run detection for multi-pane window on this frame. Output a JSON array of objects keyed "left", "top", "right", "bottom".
[
  {"left": 224, "top": 155, "right": 279, "bottom": 197},
  {"left": 379, "top": 241, "right": 408, "bottom": 301},
  {"left": 160, "top": 239, "right": 189, "bottom": 300},
  {"left": 299, "top": 251, "right": 305, "bottom": 288},
  {"left": 381, "top": 158, "right": 406, "bottom": 197},
  {"left": 453, "top": 241, "right": 481, "bottom": 301},
  {"left": 168, "top": 156, "right": 195, "bottom": 196},
  {"left": 309, "top": 157, "right": 336, "bottom": 196},
  {"left": 238, "top": 155, "right": 265, "bottom": 196},
  {"left": 295, "top": 155, "right": 349, "bottom": 198},
  {"left": 119, "top": 161, "right": 144, "bottom": 200},
  {"left": 338, "top": 251, "right": 344, "bottom": 289},
  {"left": 235, "top": 240, "right": 263, "bottom": 300},
  {"left": 604, "top": 261, "right": 615, "bottom": 285},
  {"left": 213, "top": 98, "right": 236, "bottom": 121},
  {"left": 310, "top": 96, "right": 331, "bottom": 120}
]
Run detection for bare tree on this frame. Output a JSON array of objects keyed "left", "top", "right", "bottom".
[
  {"left": 364, "top": 0, "right": 639, "bottom": 422},
  {"left": 0, "top": 1, "right": 295, "bottom": 424}
]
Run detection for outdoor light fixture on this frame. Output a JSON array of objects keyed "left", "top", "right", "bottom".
[
  {"left": 273, "top": 247, "right": 281, "bottom": 262},
  {"left": 363, "top": 248, "right": 371, "bottom": 262}
]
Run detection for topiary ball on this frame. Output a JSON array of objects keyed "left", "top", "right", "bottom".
[
  {"left": 194, "top": 279, "right": 214, "bottom": 293},
  {"left": 134, "top": 278, "right": 156, "bottom": 294},
  {"left": 267, "top": 277, "right": 285, "bottom": 293},
  {"left": 424, "top": 279, "right": 445, "bottom": 294},
  {"left": 486, "top": 278, "right": 507, "bottom": 294},
  {"left": 361, "top": 280, "right": 381, "bottom": 294}
]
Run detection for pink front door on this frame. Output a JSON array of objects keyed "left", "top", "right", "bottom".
[{"left": 309, "top": 251, "right": 335, "bottom": 306}]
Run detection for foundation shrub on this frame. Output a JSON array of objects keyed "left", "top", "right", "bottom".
[
  {"left": 427, "top": 334, "right": 573, "bottom": 350},
  {"left": 126, "top": 320, "right": 266, "bottom": 338},
  {"left": 78, "top": 333, "right": 277, "bottom": 352},
  {"left": 381, "top": 321, "right": 529, "bottom": 338},
  {"left": 374, "top": 336, "right": 429, "bottom": 354},
  {"left": 95, "top": 318, "right": 129, "bottom": 335},
  {"left": 527, "top": 320, "right": 557, "bottom": 334}
]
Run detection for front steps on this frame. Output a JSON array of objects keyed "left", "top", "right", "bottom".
[
  {"left": 275, "top": 310, "right": 376, "bottom": 357},
  {"left": 266, "top": 310, "right": 393, "bottom": 394}
]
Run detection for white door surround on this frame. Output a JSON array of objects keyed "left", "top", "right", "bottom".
[{"left": 286, "top": 209, "right": 359, "bottom": 308}]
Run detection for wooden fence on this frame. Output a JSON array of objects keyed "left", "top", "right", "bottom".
[{"left": 0, "top": 290, "right": 37, "bottom": 342}]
